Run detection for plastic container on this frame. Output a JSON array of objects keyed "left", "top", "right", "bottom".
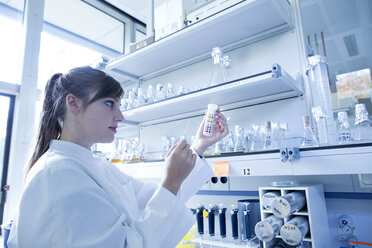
[{"left": 203, "top": 104, "right": 219, "bottom": 136}]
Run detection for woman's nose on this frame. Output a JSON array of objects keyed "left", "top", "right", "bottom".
[{"left": 115, "top": 109, "right": 125, "bottom": 122}]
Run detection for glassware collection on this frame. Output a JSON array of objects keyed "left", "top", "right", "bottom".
[
  {"left": 120, "top": 47, "right": 231, "bottom": 112},
  {"left": 111, "top": 102, "right": 371, "bottom": 164},
  {"left": 109, "top": 138, "right": 145, "bottom": 163}
]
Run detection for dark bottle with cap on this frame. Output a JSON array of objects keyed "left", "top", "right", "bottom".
[
  {"left": 231, "top": 205, "right": 239, "bottom": 240},
  {"left": 218, "top": 204, "right": 227, "bottom": 238}
]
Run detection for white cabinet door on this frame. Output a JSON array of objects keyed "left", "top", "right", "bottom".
[{"left": 292, "top": 145, "right": 372, "bottom": 175}]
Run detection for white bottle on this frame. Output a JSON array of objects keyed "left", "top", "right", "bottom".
[{"left": 203, "top": 104, "right": 219, "bottom": 136}]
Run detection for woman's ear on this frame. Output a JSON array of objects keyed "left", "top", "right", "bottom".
[{"left": 65, "top": 94, "right": 82, "bottom": 114}]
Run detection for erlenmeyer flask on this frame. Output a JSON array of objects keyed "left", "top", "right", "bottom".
[
  {"left": 300, "top": 115, "right": 318, "bottom": 147},
  {"left": 210, "top": 47, "right": 225, "bottom": 87}
]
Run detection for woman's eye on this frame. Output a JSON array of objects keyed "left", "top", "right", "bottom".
[{"left": 105, "top": 100, "right": 114, "bottom": 108}]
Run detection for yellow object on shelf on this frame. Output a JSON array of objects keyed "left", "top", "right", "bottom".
[
  {"left": 110, "top": 159, "right": 121, "bottom": 163},
  {"left": 176, "top": 226, "right": 197, "bottom": 248}
]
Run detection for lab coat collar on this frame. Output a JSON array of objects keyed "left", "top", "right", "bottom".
[{"left": 50, "top": 139, "right": 94, "bottom": 161}]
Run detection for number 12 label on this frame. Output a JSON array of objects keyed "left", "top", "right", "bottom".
[{"left": 242, "top": 168, "right": 251, "bottom": 176}]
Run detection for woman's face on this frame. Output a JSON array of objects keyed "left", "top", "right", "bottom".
[{"left": 76, "top": 97, "right": 124, "bottom": 147}]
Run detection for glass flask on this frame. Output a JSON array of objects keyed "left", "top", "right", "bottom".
[
  {"left": 155, "top": 83, "right": 166, "bottom": 102},
  {"left": 271, "top": 191, "right": 306, "bottom": 218},
  {"left": 300, "top": 115, "right": 319, "bottom": 147},
  {"left": 134, "top": 88, "right": 146, "bottom": 107},
  {"left": 215, "top": 134, "right": 227, "bottom": 153},
  {"left": 355, "top": 103, "right": 372, "bottom": 142},
  {"left": 146, "top": 85, "right": 155, "bottom": 104},
  {"left": 280, "top": 216, "right": 309, "bottom": 246},
  {"left": 250, "top": 124, "right": 264, "bottom": 151},
  {"left": 226, "top": 131, "right": 235, "bottom": 152},
  {"left": 222, "top": 55, "right": 232, "bottom": 82},
  {"left": 337, "top": 111, "right": 353, "bottom": 144},
  {"left": 244, "top": 128, "right": 252, "bottom": 152},
  {"left": 135, "top": 143, "right": 145, "bottom": 160},
  {"left": 126, "top": 89, "right": 136, "bottom": 110},
  {"left": 263, "top": 121, "right": 274, "bottom": 150},
  {"left": 234, "top": 125, "right": 246, "bottom": 152},
  {"left": 161, "top": 136, "right": 171, "bottom": 159},
  {"left": 109, "top": 138, "right": 123, "bottom": 163},
  {"left": 312, "top": 106, "right": 329, "bottom": 145},
  {"left": 166, "top": 82, "right": 176, "bottom": 98},
  {"left": 255, "top": 215, "right": 284, "bottom": 242},
  {"left": 209, "top": 47, "right": 227, "bottom": 86},
  {"left": 121, "top": 140, "right": 131, "bottom": 162}
]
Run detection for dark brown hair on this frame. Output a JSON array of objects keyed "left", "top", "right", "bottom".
[{"left": 28, "top": 66, "right": 123, "bottom": 172}]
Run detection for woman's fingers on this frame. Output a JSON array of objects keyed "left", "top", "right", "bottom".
[{"left": 165, "top": 143, "right": 178, "bottom": 158}]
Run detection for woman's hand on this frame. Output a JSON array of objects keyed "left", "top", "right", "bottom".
[
  {"left": 192, "top": 108, "right": 229, "bottom": 156},
  {"left": 162, "top": 139, "right": 197, "bottom": 195}
]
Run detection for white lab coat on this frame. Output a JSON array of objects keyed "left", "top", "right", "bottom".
[{"left": 8, "top": 140, "right": 213, "bottom": 248}]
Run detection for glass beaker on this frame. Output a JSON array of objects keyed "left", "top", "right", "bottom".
[
  {"left": 255, "top": 215, "right": 284, "bottom": 242},
  {"left": 280, "top": 216, "right": 309, "bottom": 246},
  {"left": 271, "top": 191, "right": 306, "bottom": 218}
]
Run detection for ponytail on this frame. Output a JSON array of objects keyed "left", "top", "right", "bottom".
[
  {"left": 27, "top": 73, "right": 63, "bottom": 172},
  {"left": 27, "top": 66, "right": 124, "bottom": 173}
]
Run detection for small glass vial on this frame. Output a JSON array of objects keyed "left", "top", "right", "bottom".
[
  {"left": 312, "top": 106, "right": 329, "bottom": 145},
  {"left": 255, "top": 215, "right": 284, "bottom": 242},
  {"left": 355, "top": 103, "right": 372, "bottom": 142},
  {"left": 280, "top": 216, "right": 309, "bottom": 246},
  {"left": 337, "top": 111, "right": 353, "bottom": 144},
  {"left": 203, "top": 104, "right": 218, "bottom": 136},
  {"left": 263, "top": 121, "right": 274, "bottom": 150},
  {"left": 300, "top": 115, "right": 319, "bottom": 147}
]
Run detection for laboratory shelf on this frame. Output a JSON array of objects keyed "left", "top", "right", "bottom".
[
  {"left": 121, "top": 70, "right": 302, "bottom": 125},
  {"left": 106, "top": 0, "right": 293, "bottom": 81},
  {"left": 114, "top": 143, "right": 372, "bottom": 179}
]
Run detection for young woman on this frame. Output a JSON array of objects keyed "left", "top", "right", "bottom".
[{"left": 7, "top": 66, "right": 228, "bottom": 248}]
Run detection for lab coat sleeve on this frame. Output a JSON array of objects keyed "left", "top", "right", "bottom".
[
  {"left": 15, "top": 164, "right": 133, "bottom": 248},
  {"left": 177, "top": 154, "right": 213, "bottom": 203},
  {"left": 124, "top": 175, "right": 196, "bottom": 248},
  {"left": 132, "top": 186, "right": 195, "bottom": 248}
]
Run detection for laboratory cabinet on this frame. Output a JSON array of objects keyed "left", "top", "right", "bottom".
[
  {"left": 106, "top": 0, "right": 372, "bottom": 247},
  {"left": 106, "top": 0, "right": 293, "bottom": 82}
]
